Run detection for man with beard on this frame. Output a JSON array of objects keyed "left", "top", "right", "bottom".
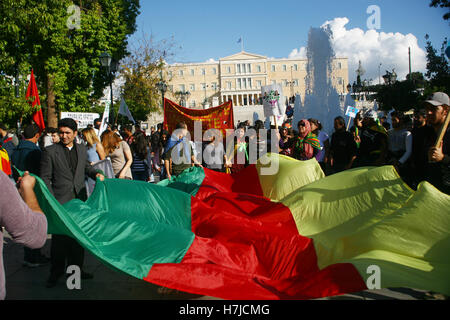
[{"left": 411, "top": 92, "right": 449, "bottom": 194}]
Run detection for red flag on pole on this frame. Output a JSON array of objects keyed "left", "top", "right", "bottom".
[{"left": 26, "top": 69, "right": 45, "bottom": 131}]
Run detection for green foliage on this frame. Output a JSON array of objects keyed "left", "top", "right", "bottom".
[
  {"left": 376, "top": 79, "right": 422, "bottom": 112},
  {"left": 424, "top": 35, "right": 450, "bottom": 94},
  {"left": 0, "top": 0, "right": 140, "bottom": 126},
  {"left": 429, "top": 0, "right": 450, "bottom": 20},
  {"left": 120, "top": 35, "right": 177, "bottom": 122}
]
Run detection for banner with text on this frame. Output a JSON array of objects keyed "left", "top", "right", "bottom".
[{"left": 163, "top": 98, "right": 234, "bottom": 140}]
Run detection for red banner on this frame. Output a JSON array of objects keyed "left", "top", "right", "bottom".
[{"left": 163, "top": 98, "right": 234, "bottom": 140}]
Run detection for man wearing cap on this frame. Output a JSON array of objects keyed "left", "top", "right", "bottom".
[
  {"left": 353, "top": 109, "right": 388, "bottom": 167},
  {"left": 412, "top": 92, "right": 449, "bottom": 194}
]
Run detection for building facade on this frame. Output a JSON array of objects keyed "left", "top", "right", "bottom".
[{"left": 164, "top": 51, "right": 349, "bottom": 108}]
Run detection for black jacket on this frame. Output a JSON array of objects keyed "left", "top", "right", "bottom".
[{"left": 40, "top": 142, "right": 99, "bottom": 204}]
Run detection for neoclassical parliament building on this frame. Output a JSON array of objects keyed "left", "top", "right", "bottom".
[{"left": 163, "top": 51, "right": 349, "bottom": 108}]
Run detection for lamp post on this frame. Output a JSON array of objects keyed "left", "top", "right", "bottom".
[
  {"left": 100, "top": 52, "right": 117, "bottom": 124},
  {"left": 177, "top": 90, "right": 190, "bottom": 107},
  {"left": 156, "top": 70, "right": 168, "bottom": 109}
]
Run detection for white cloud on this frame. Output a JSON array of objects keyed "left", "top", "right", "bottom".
[{"left": 289, "top": 17, "right": 427, "bottom": 84}]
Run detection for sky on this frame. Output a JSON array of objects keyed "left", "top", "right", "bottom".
[{"left": 129, "top": 0, "right": 449, "bottom": 83}]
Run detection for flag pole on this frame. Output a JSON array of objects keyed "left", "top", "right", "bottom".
[{"left": 241, "top": 36, "right": 244, "bottom": 52}]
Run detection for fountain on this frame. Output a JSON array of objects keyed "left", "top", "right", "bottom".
[{"left": 293, "top": 25, "right": 344, "bottom": 134}]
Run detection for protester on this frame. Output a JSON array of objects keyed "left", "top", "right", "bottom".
[
  {"left": 122, "top": 124, "right": 134, "bottom": 145},
  {"left": 350, "top": 111, "right": 363, "bottom": 149},
  {"left": 293, "top": 119, "right": 321, "bottom": 161},
  {"left": 101, "top": 130, "right": 133, "bottom": 179},
  {"left": 203, "top": 132, "right": 226, "bottom": 172},
  {"left": 163, "top": 121, "right": 202, "bottom": 180},
  {"left": 309, "top": 118, "right": 329, "bottom": 172},
  {"left": 279, "top": 124, "right": 294, "bottom": 157},
  {"left": 38, "top": 128, "right": 53, "bottom": 149},
  {"left": 329, "top": 116, "right": 357, "bottom": 174},
  {"left": 386, "top": 111, "right": 412, "bottom": 172},
  {"left": 130, "top": 132, "right": 153, "bottom": 181},
  {"left": 0, "top": 170, "right": 48, "bottom": 300},
  {"left": 48, "top": 127, "right": 60, "bottom": 145},
  {"left": 40, "top": 118, "right": 104, "bottom": 288},
  {"left": 0, "top": 123, "right": 18, "bottom": 157},
  {"left": 150, "top": 123, "right": 162, "bottom": 174},
  {"left": 93, "top": 118, "right": 101, "bottom": 137},
  {"left": 411, "top": 92, "right": 449, "bottom": 194},
  {"left": 353, "top": 110, "right": 388, "bottom": 167},
  {"left": 81, "top": 127, "right": 106, "bottom": 164},
  {"left": 225, "top": 123, "right": 248, "bottom": 174},
  {"left": 10, "top": 124, "right": 49, "bottom": 267},
  {"left": 159, "top": 130, "right": 170, "bottom": 179}
]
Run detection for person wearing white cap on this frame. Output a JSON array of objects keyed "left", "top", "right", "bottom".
[{"left": 411, "top": 92, "right": 449, "bottom": 194}]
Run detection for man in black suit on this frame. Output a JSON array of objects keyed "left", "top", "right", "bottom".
[{"left": 40, "top": 118, "right": 104, "bottom": 288}]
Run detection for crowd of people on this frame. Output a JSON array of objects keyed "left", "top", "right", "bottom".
[{"left": 0, "top": 91, "right": 448, "bottom": 299}]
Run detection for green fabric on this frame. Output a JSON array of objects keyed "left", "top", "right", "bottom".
[
  {"left": 33, "top": 175, "right": 195, "bottom": 279},
  {"left": 281, "top": 165, "right": 450, "bottom": 295},
  {"left": 157, "top": 166, "right": 205, "bottom": 196}
]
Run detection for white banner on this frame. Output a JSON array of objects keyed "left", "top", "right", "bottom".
[
  {"left": 60, "top": 112, "right": 100, "bottom": 129},
  {"left": 261, "top": 84, "right": 286, "bottom": 118}
]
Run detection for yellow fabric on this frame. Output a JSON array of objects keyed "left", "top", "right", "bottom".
[
  {"left": 279, "top": 165, "right": 450, "bottom": 295},
  {"left": 256, "top": 153, "right": 325, "bottom": 201}
]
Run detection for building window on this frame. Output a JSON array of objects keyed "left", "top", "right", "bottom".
[
  {"left": 201, "top": 83, "right": 206, "bottom": 90},
  {"left": 242, "top": 64, "right": 246, "bottom": 73},
  {"left": 243, "top": 78, "right": 247, "bottom": 89},
  {"left": 211, "top": 82, "right": 217, "bottom": 90},
  {"left": 337, "top": 77, "right": 343, "bottom": 85},
  {"left": 283, "top": 65, "right": 287, "bottom": 71},
  {"left": 337, "top": 62, "right": 342, "bottom": 69},
  {"left": 190, "top": 69, "right": 195, "bottom": 76},
  {"left": 227, "top": 66, "right": 231, "bottom": 73},
  {"left": 168, "top": 71, "right": 173, "bottom": 78},
  {"left": 294, "top": 79, "right": 299, "bottom": 86},
  {"left": 179, "top": 84, "right": 185, "bottom": 91},
  {"left": 271, "top": 65, "right": 276, "bottom": 72},
  {"left": 190, "top": 84, "right": 195, "bottom": 91},
  {"left": 179, "top": 70, "right": 184, "bottom": 76},
  {"left": 282, "top": 79, "right": 288, "bottom": 87},
  {"left": 190, "top": 100, "right": 196, "bottom": 108},
  {"left": 201, "top": 68, "right": 206, "bottom": 75},
  {"left": 247, "top": 64, "right": 251, "bottom": 73},
  {"left": 293, "top": 64, "right": 298, "bottom": 71},
  {"left": 257, "top": 65, "right": 261, "bottom": 72},
  {"left": 237, "top": 64, "right": 241, "bottom": 73},
  {"left": 256, "top": 80, "right": 262, "bottom": 88},
  {"left": 248, "top": 78, "right": 252, "bottom": 89},
  {"left": 237, "top": 78, "right": 241, "bottom": 89},
  {"left": 271, "top": 80, "right": 276, "bottom": 85},
  {"left": 212, "top": 68, "right": 217, "bottom": 75}
]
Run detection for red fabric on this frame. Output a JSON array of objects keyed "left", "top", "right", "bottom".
[
  {"left": 196, "top": 165, "right": 263, "bottom": 200},
  {"left": 144, "top": 169, "right": 367, "bottom": 299},
  {"left": 26, "top": 69, "right": 45, "bottom": 132}
]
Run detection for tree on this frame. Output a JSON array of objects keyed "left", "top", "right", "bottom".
[
  {"left": 120, "top": 35, "right": 177, "bottom": 123},
  {"left": 429, "top": 0, "right": 450, "bottom": 21},
  {"left": 0, "top": 0, "right": 140, "bottom": 128},
  {"left": 376, "top": 80, "right": 422, "bottom": 112},
  {"left": 424, "top": 34, "right": 450, "bottom": 94}
]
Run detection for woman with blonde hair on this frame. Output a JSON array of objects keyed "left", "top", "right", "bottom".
[
  {"left": 101, "top": 130, "right": 133, "bottom": 179},
  {"left": 81, "top": 127, "right": 106, "bottom": 164}
]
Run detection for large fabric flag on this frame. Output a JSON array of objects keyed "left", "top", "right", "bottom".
[
  {"left": 163, "top": 98, "right": 234, "bottom": 139},
  {"left": 29, "top": 154, "right": 450, "bottom": 299},
  {"left": 26, "top": 69, "right": 45, "bottom": 132},
  {"left": 118, "top": 97, "right": 135, "bottom": 124}
]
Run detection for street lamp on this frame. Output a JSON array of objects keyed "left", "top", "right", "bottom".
[
  {"left": 156, "top": 70, "right": 168, "bottom": 109},
  {"left": 99, "top": 52, "right": 117, "bottom": 124},
  {"left": 177, "top": 90, "right": 191, "bottom": 107}
]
